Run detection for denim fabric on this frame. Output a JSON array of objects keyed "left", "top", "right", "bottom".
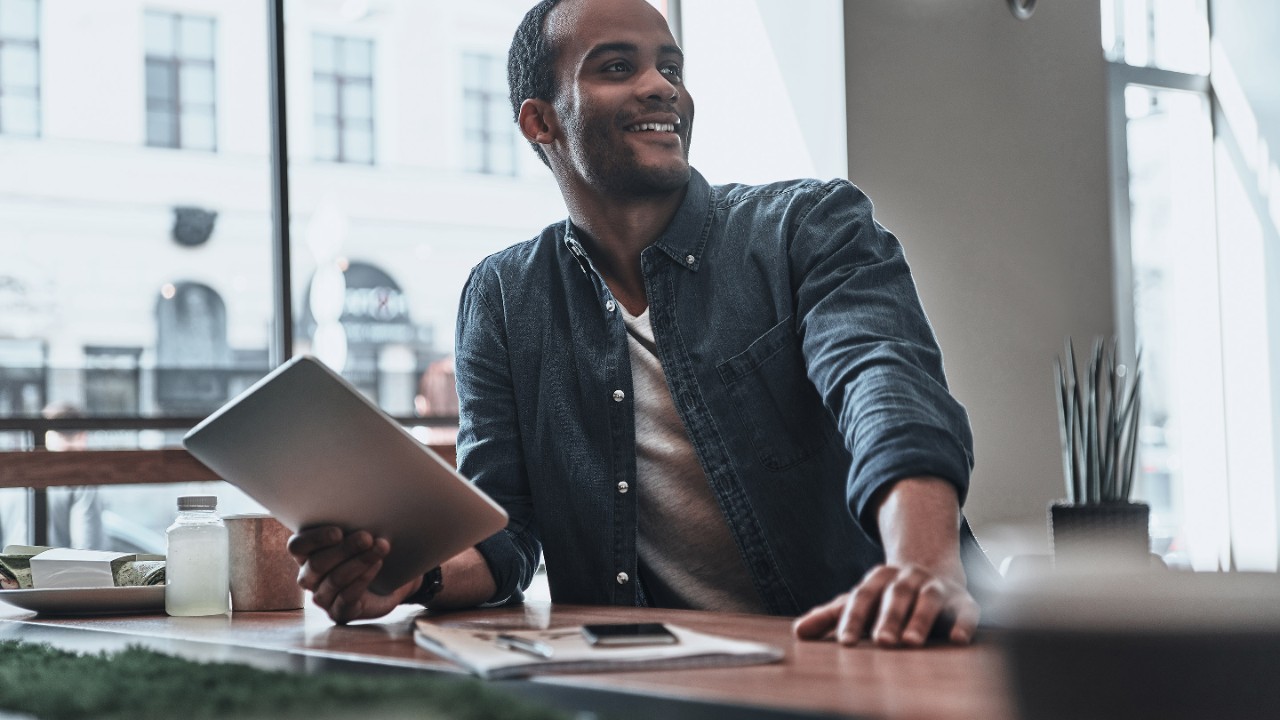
[{"left": 456, "top": 169, "right": 978, "bottom": 615}]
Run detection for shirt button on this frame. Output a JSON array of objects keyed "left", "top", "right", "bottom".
[
  {"left": 617, "top": 481, "right": 629, "bottom": 494},
  {"left": 616, "top": 572, "right": 630, "bottom": 585},
  {"left": 605, "top": 299, "right": 616, "bottom": 312},
  {"left": 612, "top": 389, "right": 625, "bottom": 402},
  {"left": 685, "top": 254, "right": 696, "bottom": 266}
]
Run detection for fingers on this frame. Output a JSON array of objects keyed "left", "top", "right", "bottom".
[
  {"left": 797, "top": 564, "right": 981, "bottom": 650},
  {"left": 325, "top": 554, "right": 385, "bottom": 624},
  {"left": 298, "top": 532, "right": 390, "bottom": 625},
  {"left": 947, "top": 594, "right": 982, "bottom": 645},
  {"left": 287, "top": 526, "right": 343, "bottom": 565},
  {"left": 792, "top": 593, "right": 848, "bottom": 640},
  {"left": 296, "top": 530, "right": 376, "bottom": 591},
  {"left": 836, "top": 566, "right": 895, "bottom": 646}
]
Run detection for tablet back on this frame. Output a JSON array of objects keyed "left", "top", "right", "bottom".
[{"left": 183, "top": 355, "right": 507, "bottom": 596}]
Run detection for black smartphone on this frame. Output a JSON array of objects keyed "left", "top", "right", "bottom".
[{"left": 581, "top": 622, "right": 679, "bottom": 647}]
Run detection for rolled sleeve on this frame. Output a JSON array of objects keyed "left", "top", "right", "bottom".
[{"left": 789, "top": 180, "right": 975, "bottom": 540}]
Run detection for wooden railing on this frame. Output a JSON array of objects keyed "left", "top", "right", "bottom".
[{"left": 0, "top": 416, "right": 458, "bottom": 545}]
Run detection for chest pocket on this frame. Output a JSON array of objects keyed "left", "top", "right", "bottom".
[{"left": 716, "top": 316, "right": 831, "bottom": 471}]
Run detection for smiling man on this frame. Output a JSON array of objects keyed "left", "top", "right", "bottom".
[{"left": 291, "top": 0, "right": 995, "bottom": 649}]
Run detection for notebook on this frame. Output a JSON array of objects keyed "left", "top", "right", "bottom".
[
  {"left": 183, "top": 355, "right": 508, "bottom": 596},
  {"left": 414, "top": 619, "right": 784, "bottom": 679}
]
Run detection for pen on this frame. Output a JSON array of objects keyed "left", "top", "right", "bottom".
[{"left": 495, "top": 633, "right": 555, "bottom": 659}]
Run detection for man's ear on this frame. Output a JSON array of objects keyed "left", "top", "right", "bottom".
[{"left": 518, "top": 98, "right": 558, "bottom": 148}]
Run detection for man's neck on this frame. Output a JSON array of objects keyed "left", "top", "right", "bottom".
[{"left": 563, "top": 183, "right": 687, "bottom": 315}]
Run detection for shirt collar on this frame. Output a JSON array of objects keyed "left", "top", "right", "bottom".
[
  {"left": 651, "top": 167, "right": 712, "bottom": 272},
  {"left": 560, "top": 167, "right": 713, "bottom": 274}
]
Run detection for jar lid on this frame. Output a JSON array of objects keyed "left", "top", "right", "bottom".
[{"left": 177, "top": 495, "right": 218, "bottom": 511}]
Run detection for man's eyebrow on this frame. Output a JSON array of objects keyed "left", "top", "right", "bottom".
[{"left": 582, "top": 42, "right": 684, "bottom": 62}]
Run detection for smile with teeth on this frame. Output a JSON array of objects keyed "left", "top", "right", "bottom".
[{"left": 626, "top": 122, "right": 677, "bottom": 133}]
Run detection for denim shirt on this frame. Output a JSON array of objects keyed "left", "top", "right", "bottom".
[{"left": 456, "top": 169, "right": 978, "bottom": 616}]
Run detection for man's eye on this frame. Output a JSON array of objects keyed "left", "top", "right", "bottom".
[
  {"left": 605, "top": 61, "right": 630, "bottom": 73},
  {"left": 661, "top": 66, "right": 683, "bottom": 81}
]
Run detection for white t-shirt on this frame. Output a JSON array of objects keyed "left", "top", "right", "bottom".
[{"left": 623, "top": 305, "right": 765, "bottom": 613}]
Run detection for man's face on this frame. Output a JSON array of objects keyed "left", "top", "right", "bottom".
[{"left": 546, "top": 0, "right": 694, "bottom": 197}]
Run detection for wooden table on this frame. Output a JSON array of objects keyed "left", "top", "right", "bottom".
[{"left": 0, "top": 600, "right": 1013, "bottom": 720}]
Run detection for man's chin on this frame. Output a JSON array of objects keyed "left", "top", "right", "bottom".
[{"left": 624, "top": 162, "right": 691, "bottom": 196}]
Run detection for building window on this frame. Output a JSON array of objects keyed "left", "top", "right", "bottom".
[
  {"left": 144, "top": 10, "right": 216, "bottom": 151},
  {"left": 313, "top": 34, "right": 374, "bottom": 165},
  {"left": 462, "top": 53, "right": 515, "bottom": 175},
  {"left": 0, "top": 0, "right": 41, "bottom": 136}
]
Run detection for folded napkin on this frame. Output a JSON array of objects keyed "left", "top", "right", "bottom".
[{"left": 1, "top": 546, "right": 166, "bottom": 590}]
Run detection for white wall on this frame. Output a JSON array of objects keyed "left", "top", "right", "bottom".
[{"left": 843, "top": 0, "right": 1115, "bottom": 552}]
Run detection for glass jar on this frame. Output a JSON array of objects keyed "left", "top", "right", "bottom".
[{"left": 165, "top": 495, "right": 230, "bottom": 616}]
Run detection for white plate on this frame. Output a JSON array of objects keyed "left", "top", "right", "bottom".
[{"left": 0, "top": 586, "right": 165, "bottom": 616}]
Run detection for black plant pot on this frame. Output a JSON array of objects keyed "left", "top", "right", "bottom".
[{"left": 1050, "top": 501, "right": 1150, "bottom": 569}]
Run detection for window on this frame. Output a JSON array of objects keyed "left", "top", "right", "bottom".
[
  {"left": 312, "top": 34, "right": 374, "bottom": 164},
  {"left": 462, "top": 53, "right": 516, "bottom": 175},
  {"left": 144, "top": 10, "right": 216, "bottom": 151},
  {"left": 0, "top": 0, "right": 40, "bottom": 136},
  {"left": 1, "top": 1, "right": 273, "bottom": 551},
  {"left": 1105, "top": 0, "right": 1280, "bottom": 570}
]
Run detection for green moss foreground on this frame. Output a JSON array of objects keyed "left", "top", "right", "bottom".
[{"left": 0, "top": 640, "right": 567, "bottom": 720}]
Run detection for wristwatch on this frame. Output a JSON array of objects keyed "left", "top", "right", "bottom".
[{"left": 409, "top": 566, "right": 444, "bottom": 606}]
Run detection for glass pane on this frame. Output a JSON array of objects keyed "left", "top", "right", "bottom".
[
  {"left": 313, "top": 119, "right": 337, "bottom": 160},
  {"left": 146, "top": 108, "right": 175, "bottom": 147},
  {"left": 1, "top": 44, "right": 38, "bottom": 88},
  {"left": 462, "top": 96, "right": 483, "bottom": 136},
  {"left": 180, "top": 16, "right": 215, "bottom": 61},
  {"left": 1124, "top": 84, "right": 1221, "bottom": 569},
  {"left": 180, "top": 109, "right": 215, "bottom": 151},
  {"left": 312, "top": 77, "right": 336, "bottom": 117},
  {"left": 681, "top": 0, "right": 846, "bottom": 182},
  {"left": 180, "top": 63, "right": 215, "bottom": 105},
  {"left": 1, "top": 94, "right": 38, "bottom": 134},
  {"left": 463, "top": 135, "right": 485, "bottom": 173},
  {"left": 1104, "top": 0, "right": 1210, "bottom": 74},
  {"left": 285, "top": 0, "right": 566, "bottom": 419},
  {"left": 461, "top": 53, "right": 483, "bottom": 89},
  {"left": 312, "top": 34, "right": 335, "bottom": 75},
  {"left": 342, "top": 125, "right": 372, "bottom": 163},
  {"left": 146, "top": 59, "right": 175, "bottom": 103},
  {"left": 339, "top": 37, "right": 372, "bottom": 77},
  {"left": 340, "top": 80, "right": 371, "bottom": 120},
  {"left": 143, "top": 11, "right": 173, "bottom": 56},
  {"left": 0, "top": 0, "right": 39, "bottom": 39},
  {"left": 1, "top": 1, "right": 273, "bottom": 551}
]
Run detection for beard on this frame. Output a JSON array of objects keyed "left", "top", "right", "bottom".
[{"left": 567, "top": 104, "right": 694, "bottom": 198}]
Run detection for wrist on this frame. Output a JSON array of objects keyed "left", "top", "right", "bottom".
[
  {"left": 876, "top": 476, "right": 963, "bottom": 573},
  {"left": 405, "top": 566, "right": 443, "bottom": 606}
]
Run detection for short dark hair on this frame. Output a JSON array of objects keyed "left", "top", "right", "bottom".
[{"left": 507, "top": 0, "right": 567, "bottom": 167}]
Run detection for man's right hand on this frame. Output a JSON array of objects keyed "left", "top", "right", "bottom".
[{"left": 287, "top": 526, "right": 422, "bottom": 625}]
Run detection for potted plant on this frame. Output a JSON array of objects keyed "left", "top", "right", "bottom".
[{"left": 1051, "top": 337, "right": 1149, "bottom": 568}]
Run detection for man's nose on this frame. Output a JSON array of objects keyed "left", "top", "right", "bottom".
[{"left": 636, "top": 66, "right": 678, "bottom": 102}]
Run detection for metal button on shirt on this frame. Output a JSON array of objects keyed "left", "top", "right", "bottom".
[
  {"left": 605, "top": 299, "right": 616, "bottom": 312},
  {"left": 616, "top": 572, "right": 629, "bottom": 585},
  {"left": 685, "top": 254, "right": 696, "bottom": 266},
  {"left": 612, "top": 389, "right": 625, "bottom": 402},
  {"left": 617, "top": 481, "right": 629, "bottom": 494}
]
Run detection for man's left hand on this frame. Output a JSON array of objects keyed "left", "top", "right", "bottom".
[
  {"left": 792, "top": 476, "right": 980, "bottom": 648},
  {"left": 792, "top": 562, "right": 979, "bottom": 647}
]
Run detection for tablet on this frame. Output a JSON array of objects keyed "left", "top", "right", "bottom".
[{"left": 183, "top": 355, "right": 508, "bottom": 596}]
